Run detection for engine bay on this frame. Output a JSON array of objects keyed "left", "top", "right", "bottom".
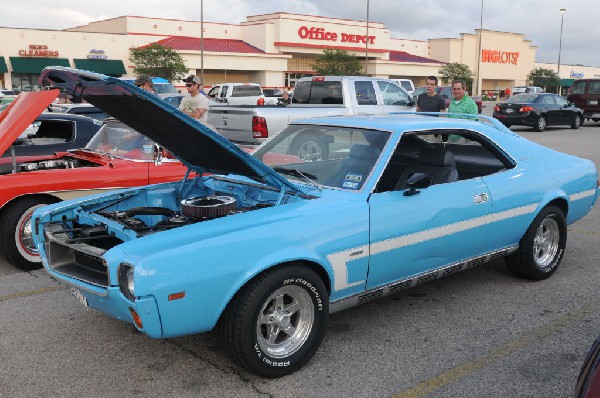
[{"left": 0, "top": 156, "right": 100, "bottom": 175}]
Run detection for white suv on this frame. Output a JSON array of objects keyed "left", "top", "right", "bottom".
[
  {"left": 390, "top": 79, "right": 415, "bottom": 96},
  {"left": 512, "top": 86, "right": 544, "bottom": 95}
]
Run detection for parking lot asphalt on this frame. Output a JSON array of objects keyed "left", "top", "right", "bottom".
[{"left": 1, "top": 112, "right": 599, "bottom": 398}]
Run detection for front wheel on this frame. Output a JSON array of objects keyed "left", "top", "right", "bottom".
[
  {"left": 571, "top": 114, "right": 582, "bottom": 129},
  {"left": 0, "top": 198, "right": 55, "bottom": 270},
  {"left": 219, "top": 264, "right": 329, "bottom": 378},
  {"left": 289, "top": 133, "right": 329, "bottom": 162},
  {"left": 505, "top": 205, "right": 566, "bottom": 280},
  {"left": 534, "top": 115, "right": 546, "bottom": 132}
]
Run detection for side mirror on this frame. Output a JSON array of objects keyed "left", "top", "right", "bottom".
[{"left": 403, "top": 173, "right": 431, "bottom": 196}]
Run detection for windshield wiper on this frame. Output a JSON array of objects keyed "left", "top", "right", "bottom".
[{"left": 273, "top": 167, "right": 322, "bottom": 191}]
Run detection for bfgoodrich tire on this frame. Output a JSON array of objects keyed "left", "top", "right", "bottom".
[
  {"left": 0, "top": 197, "right": 56, "bottom": 270},
  {"left": 219, "top": 264, "right": 329, "bottom": 378},
  {"left": 505, "top": 205, "right": 567, "bottom": 280}
]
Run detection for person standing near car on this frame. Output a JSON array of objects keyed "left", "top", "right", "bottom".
[
  {"left": 134, "top": 74, "right": 156, "bottom": 95},
  {"left": 448, "top": 80, "right": 478, "bottom": 116},
  {"left": 416, "top": 76, "right": 446, "bottom": 114},
  {"left": 179, "top": 75, "right": 209, "bottom": 125}
]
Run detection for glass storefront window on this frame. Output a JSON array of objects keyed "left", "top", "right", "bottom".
[{"left": 11, "top": 73, "right": 40, "bottom": 93}]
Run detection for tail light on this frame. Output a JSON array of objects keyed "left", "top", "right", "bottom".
[
  {"left": 256, "top": 97, "right": 265, "bottom": 106},
  {"left": 494, "top": 105, "right": 500, "bottom": 112},
  {"left": 312, "top": 77, "right": 325, "bottom": 82},
  {"left": 519, "top": 106, "right": 534, "bottom": 112},
  {"left": 252, "top": 116, "right": 268, "bottom": 138}
]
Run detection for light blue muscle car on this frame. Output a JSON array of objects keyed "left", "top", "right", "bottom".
[{"left": 33, "top": 67, "right": 599, "bottom": 378}]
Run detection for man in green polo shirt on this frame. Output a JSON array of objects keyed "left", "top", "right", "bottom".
[{"left": 447, "top": 80, "right": 478, "bottom": 116}]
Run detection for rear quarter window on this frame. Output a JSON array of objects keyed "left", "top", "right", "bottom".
[
  {"left": 589, "top": 81, "right": 600, "bottom": 94},
  {"left": 231, "top": 86, "right": 263, "bottom": 97}
]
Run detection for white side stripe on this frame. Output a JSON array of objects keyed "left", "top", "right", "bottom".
[
  {"left": 569, "top": 189, "right": 596, "bottom": 201},
  {"left": 328, "top": 203, "right": 538, "bottom": 292}
]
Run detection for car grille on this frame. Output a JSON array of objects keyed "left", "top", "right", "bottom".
[{"left": 44, "top": 223, "right": 110, "bottom": 287}]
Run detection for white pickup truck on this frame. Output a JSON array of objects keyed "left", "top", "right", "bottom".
[
  {"left": 207, "top": 76, "right": 415, "bottom": 152},
  {"left": 206, "top": 83, "right": 265, "bottom": 106}
]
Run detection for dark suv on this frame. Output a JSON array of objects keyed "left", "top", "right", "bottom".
[{"left": 567, "top": 79, "right": 600, "bottom": 123}]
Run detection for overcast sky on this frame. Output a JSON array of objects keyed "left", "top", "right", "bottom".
[{"left": 1, "top": 0, "right": 596, "bottom": 67}]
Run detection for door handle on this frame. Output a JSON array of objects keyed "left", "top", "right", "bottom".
[{"left": 473, "top": 193, "right": 489, "bottom": 204}]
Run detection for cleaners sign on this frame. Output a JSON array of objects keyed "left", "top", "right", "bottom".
[{"left": 481, "top": 49, "right": 519, "bottom": 65}]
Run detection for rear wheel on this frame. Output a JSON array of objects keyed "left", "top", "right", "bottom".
[
  {"left": 505, "top": 205, "right": 566, "bottom": 280},
  {"left": 219, "top": 264, "right": 329, "bottom": 378},
  {"left": 534, "top": 115, "right": 546, "bottom": 132},
  {"left": 571, "top": 114, "right": 582, "bottom": 129},
  {"left": 0, "top": 197, "right": 56, "bottom": 270}
]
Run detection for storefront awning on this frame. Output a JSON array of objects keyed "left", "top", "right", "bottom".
[
  {"left": 9, "top": 57, "right": 70, "bottom": 73},
  {"left": 0, "top": 57, "right": 8, "bottom": 73},
  {"left": 73, "top": 59, "right": 126, "bottom": 75},
  {"left": 560, "top": 78, "right": 576, "bottom": 87}
]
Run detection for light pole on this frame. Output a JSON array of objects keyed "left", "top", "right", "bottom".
[
  {"left": 365, "top": 0, "right": 370, "bottom": 76},
  {"left": 557, "top": 8, "right": 566, "bottom": 95},
  {"left": 200, "top": 0, "right": 204, "bottom": 83},
  {"left": 475, "top": 0, "right": 483, "bottom": 97}
]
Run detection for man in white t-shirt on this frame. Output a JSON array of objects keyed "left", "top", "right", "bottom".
[{"left": 179, "top": 75, "right": 209, "bottom": 125}]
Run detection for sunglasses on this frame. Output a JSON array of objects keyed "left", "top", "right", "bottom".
[{"left": 185, "top": 83, "right": 194, "bottom": 87}]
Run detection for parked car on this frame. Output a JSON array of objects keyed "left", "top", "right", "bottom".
[
  {"left": 390, "top": 78, "right": 415, "bottom": 97},
  {"left": 120, "top": 76, "right": 178, "bottom": 95},
  {"left": 567, "top": 79, "right": 600, "bottom": 123},
  {"left": 262, "top": 88, "right": 284, "bottom": 105},
  {"left": 159, "top": 92, "right": 186, "bottom": 109},
  {"left": 47, "top": 102, "right": 108, "bottom": 121},
  {"left": 0, "top": 89, "right": 190, "bottom": 270},
  {"left": 512, "top": 86, "right": 544, "bottom": 95},
  {"left": 34, "top": 66, "right": 598, "bottom": 378},
  {"left": 208, "top": 76, "right": 415, "bottom": 147},
  {"left": 206, "top": 83, "right": 265, "bottom": 106},
  {"left": 492, "top": 93, "right": 583, "bottom": 131},
  {"left": 2, "top": 112, "right": 102, "bottom": 158},
  {"left": 575, "top": 336, "right": 600, "bottom": 398}
]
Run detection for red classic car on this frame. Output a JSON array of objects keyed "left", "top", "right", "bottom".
[{"left": 0, "top": 90, "right": 190, "bottom": 270}]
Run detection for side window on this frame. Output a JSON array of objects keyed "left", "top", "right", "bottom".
[
  {"left": 589, "top": 82, "right": 600, "bottom": 94},
  {"left": 219, "top": 86, "right": 229, "bottom": 99},
  {"left": 570, "top": 81, "right": 586, "bottom": 95},
  {"left": 542, "top": 96, "right": 556, "bottom": 105},
  {"left": 377, "top": 81, "right": 412, "bottom": 106},
  {"left": 375, "top": 130, "right": 513, "bottom": 193},
  {"left": 26, "top": 120, "right": 75, "bottom": 144},
  {"left": 355, "top": 81, "right": 377, "bottom": 105},
  {"left": 555, "top": 96, "right": 568, "bottom": 106},
  {"left": 207, "top": 87, "right": 219, "bottom": 99}
]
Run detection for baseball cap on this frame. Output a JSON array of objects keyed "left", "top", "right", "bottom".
[
  {"left": 184, "top": 75, "right": 202, "bottom": 85},
  {"left": 134, "top": 74, "right": 152, "bottom": 87}
]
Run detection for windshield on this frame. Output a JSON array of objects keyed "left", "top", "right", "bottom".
[
  {"left": 252, "top": 124, "right": 389, "bottom": 190},
  {"left": 85, "top": 120, "right": 161, "bottom": 161},
  {"left": 153, "top": 83, "right": 178, "bottom": 94},
  {"left": 505, "top": 94, "right": 537, "bottom": 103}
]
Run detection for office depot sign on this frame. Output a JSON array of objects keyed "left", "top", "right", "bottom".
[
  {"left": 481, "top": 49, "right": 519, "bottom": 65},
  {"left": 297, "top": 26, "right": 375, "bottom": 45}
]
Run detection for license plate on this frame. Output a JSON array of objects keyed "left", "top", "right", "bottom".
[
  {"left": 589, "top": 100, "right": 598, "bottom": 105},
  {"left": 505, "top": 108, "right": 513, "bottom": 113},
  {"left": 70, "top": 287, "right": 89, "bottom": 309}
]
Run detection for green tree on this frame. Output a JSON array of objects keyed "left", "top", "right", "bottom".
[
  {"left": 312, "top": 49, "right": 363, "bottom": 76},
  {"left": 439, "top": 62, "right": 474, "bottom": 91},
  {"left": 527, "top": 68, "right": 560, "bottom": 93},
  {"left": 129, "top": 43, "right": 188, "bottom": 82}
]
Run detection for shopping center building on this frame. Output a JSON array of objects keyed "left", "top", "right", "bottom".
[{"left": 0, "top": 12, "right": 598, "bottom": 94}]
